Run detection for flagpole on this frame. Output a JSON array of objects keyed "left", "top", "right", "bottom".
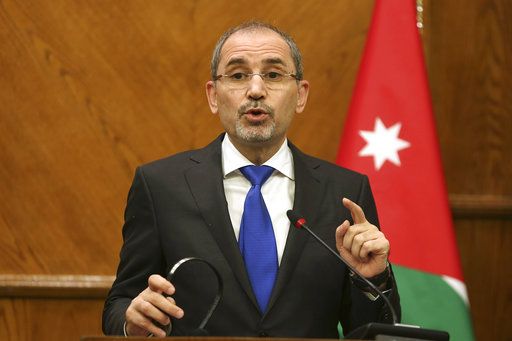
[{"left": 416, "top": 0, "right": 424, "bottom": 31}]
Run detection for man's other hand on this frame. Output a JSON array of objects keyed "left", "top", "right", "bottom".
[{"left": 125, "top": 274, "right": 184, "bottom": 337}]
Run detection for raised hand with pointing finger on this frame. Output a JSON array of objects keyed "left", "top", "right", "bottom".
[{"left": 336, "top": 197, "right": 390, "bottom": 280}]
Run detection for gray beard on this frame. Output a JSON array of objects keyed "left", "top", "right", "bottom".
[
  {"left": 235, "top": 120, "right": 276, "bottom": 143},
  {"left": 235, "top": 100, "right": 276, "bottom": 143}
]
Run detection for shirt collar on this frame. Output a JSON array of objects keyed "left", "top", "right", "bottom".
[{"left": 221, "top": 134, "right": 295, "bottom": 180}]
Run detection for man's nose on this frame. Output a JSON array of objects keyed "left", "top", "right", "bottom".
[{"left": 246, "top": 74, "right": 267, "bottom": 100}]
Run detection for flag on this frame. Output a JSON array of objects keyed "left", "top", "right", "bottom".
[{"left": 336, "top": 1, "right": 474, "bottom": 340}]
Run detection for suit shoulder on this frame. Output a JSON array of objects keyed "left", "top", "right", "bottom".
[
  {"left": 141, "top": 149, "right": 199, "bottom": 171},
  {"left": 133, "top": 151, "right": 191, "bottom": 180},
  {"left": 299, "top": 152, "right": 368, "bottom": 181},
  {"left": 135, "top": 136, "right": 223, "bottom": 178}
]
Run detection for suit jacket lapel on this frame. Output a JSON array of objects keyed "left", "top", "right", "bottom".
[
  {"left": 184, "top": 135, "right": 259, "bottom": 309},
  {"left": 265, "top": 142, "right": 325, "bottom": 314}
]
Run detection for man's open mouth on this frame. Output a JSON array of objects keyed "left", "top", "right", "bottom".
[{"left": 244, "top": 108, "right": 269, "bottom": 123}]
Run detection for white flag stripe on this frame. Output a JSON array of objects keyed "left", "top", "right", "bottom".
[{"left": 442, "top": 275, "right": 469, "bottom": 305}]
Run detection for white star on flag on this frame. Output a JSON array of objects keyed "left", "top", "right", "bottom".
[{"left": 358, "top": 117, "right": 411, "bottom": 170}]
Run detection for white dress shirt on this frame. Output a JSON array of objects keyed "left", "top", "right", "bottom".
[{"left": 221, "top": 135, "right": 295, "bottom": 264}]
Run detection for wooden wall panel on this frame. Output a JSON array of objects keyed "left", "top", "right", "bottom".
[
  {"left": 0, "top": 0, "right": 510, "bottom": 340},
  {"left": 0, "top": 0, "right": 373, "bottom": 276},
  {"left": 426, "top": 0, "right": 512, "bottom": 196},
  {"left": 0, "top": 298, "right": 104, "bottom": 340},
  {"left": 455, "top": 219, "right": 512, "bottom": 341}
]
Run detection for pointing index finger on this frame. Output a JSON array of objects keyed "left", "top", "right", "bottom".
[{"left": 342, "top": 197, "right": 367, "bottom": 224}]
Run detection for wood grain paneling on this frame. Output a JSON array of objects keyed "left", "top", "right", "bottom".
[
  {"left": 426, "top": 0, "right": 512, "bottom": 196},
  {"left": 0, "top": 274, "right": 113, "bottom": 298},
  {"left": 0, "top": 298, "right": 104, "bottom": 341},
  {"left": 454, "top": 218, "right": 512, "bottom": 341},
  {"left": 0, "top": 0, "right": 373, "bottom": 276},
  {"left": 451, "top": 194, "right": 512, "bottom": 218}
]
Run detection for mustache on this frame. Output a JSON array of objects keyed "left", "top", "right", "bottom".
[{"left": 237, "top": 101, "right": 274, "bottom": 117}]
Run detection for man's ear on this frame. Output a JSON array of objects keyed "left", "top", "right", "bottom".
[
  {"left": 206, "top": 81, "right": 218, "bottom": 114},
  {"left": 295, "top": 80, "right": 310, "bottom": 114}
]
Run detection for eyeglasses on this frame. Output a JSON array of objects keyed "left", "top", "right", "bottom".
[{"left": 214, "top": 71, "right": 298, "bottom": 90}]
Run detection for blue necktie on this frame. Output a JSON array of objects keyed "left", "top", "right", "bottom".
[{"left": 239, "top": 165, "right": 278, "bottom": 313}]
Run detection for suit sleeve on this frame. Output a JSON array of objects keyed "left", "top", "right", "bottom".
[
  {"left": 102, "top": 167, "right": 167, "bottom": 335},
  {"left": 339, "top": 175, "right": 401, "bottom": 334}
]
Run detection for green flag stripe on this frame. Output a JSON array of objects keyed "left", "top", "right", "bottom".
[{"left": 394, "top": 265, "right": 474, "bottom": 341}]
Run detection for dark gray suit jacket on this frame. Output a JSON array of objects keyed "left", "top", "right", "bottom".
[{"left": 102, "top": 134, "right": 400, "bottom": 337}]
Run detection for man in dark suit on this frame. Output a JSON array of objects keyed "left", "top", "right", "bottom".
[{"left": 103, "top": 21, "right": 400, "bottom": 338}]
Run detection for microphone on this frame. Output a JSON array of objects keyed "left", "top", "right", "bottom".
[{"left": 286, "top": 210, "right": 449, "bottom": 341}]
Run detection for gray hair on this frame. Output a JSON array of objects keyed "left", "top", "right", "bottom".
[{"left": 210, "top": 21, "right": 304, "bottom": 81}]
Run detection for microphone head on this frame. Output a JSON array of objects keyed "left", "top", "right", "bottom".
[{"left": 286, "top": 210, "right": 306, "bottom": 229}]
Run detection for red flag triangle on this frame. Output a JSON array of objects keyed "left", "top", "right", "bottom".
[{"left": 337, "top": 0, "right": 462, "bottom": 280}]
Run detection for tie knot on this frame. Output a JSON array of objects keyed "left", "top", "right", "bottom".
[{"left": 240, "top": 165, "right": 274, "bottom": 186}]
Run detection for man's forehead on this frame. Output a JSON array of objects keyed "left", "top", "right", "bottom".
[{"left": 219, "top": 28, "right": 292, "bottom": 67}]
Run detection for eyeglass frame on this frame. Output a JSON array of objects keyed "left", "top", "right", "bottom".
[{"left": 213, "top": 71, "right": 299, "bottom": 89}]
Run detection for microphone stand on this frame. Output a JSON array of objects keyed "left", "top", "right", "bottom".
[{"left": 287, "top": 210, "right": 449, "bottom": 341}]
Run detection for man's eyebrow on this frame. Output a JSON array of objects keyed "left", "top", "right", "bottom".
[
  {"left": 225, "top": 57, "right": 248, "bottom": 68},
  {"left": 224, "top": 57, "right": 289, "bottom": 68},
  {"left": 262, "top": 57, "right": 288, "bottom": 67}
]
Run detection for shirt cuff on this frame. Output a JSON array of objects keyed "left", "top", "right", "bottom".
[
  {"left": 349, "top": 263, "right": 392, "bottom": 301},
  {"left": 123, "top": 321, "right": 128, "bottom": 337},
  {"left": 123, "top": 320, "right": 170, "bottom": 337}
]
